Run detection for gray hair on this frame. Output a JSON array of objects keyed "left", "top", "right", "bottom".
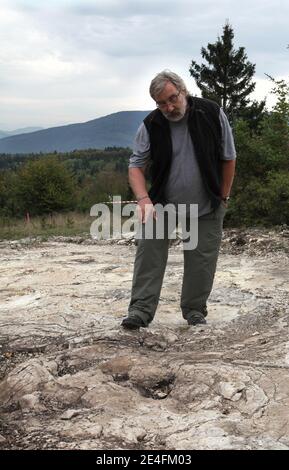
[{"left": 149, "top": 70, "right": 189, "bottom": 100}]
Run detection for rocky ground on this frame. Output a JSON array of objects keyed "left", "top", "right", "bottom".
[{"left": 0, "top": 227, "right": 289, "bottom": 450}]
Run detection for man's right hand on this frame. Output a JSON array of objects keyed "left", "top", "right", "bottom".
[{"left": 137, "top": 197, "right": 157, "bottom": 223}]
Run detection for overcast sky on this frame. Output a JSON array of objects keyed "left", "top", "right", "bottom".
[{"left": 0, "top": 0, "right": 288, "bottom": 130}]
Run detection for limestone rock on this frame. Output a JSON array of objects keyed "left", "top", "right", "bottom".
[
  {"left": 18, "top": 392, "right": 47, "bottom": 412},
  {"left": 0, "top": 232, "right": 289, "bottom": 450},
  {"left": 0, "top": 359, "right": 57, "bottom": 406}
]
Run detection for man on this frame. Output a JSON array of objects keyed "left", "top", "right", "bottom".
[{"left": 121, "top": 70, "right": 236, "bottom": 330}]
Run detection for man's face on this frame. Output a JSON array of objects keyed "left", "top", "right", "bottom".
[{"left": 155, "top": 81, "right": 187, "bottom": 122}]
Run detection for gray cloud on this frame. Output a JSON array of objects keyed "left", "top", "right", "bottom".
[
  {"left": 0, "top": 0, "right": 288, "bottom": 129},
  {"left": 55, "top": 0, "right": 219, "bottom": 18}
]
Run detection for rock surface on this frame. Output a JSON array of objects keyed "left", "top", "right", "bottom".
[{"left": 0, "top": 228, "right": 289, "bottom": 450}]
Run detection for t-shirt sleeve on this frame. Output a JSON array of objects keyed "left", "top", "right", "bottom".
[
  {"left": 219, "top": 108, "right": 237, "bottom": 160},
  {"left": 128, "top": 122, "right": 151, "bottom": 168}
]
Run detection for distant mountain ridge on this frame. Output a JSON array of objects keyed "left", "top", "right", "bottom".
[
  {"left": 0, "top": 111, "right": 151, "bottom": 154},
  {"left": 0, "top": 127, "right": 43, "bottom": 139}
]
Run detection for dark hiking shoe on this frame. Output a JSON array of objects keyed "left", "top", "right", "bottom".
[
  {"left": 121, "top": 316, "right": 146, "bottom": 330},
  {"left": 187, "top": 312, "right": 207, "bottom": 326},
  {"left": 202, "top": 305, "right": 208, "bottom": 318}
]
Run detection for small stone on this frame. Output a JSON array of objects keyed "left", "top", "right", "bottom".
[
  {"left": 116, "top": 239, "right": 128, "bottom": 245},
  {"left": 60, "top": 409, "right": 80, "bottom": 420},
  {"left": 217, "top": 381, "right": 246, "bottom": 400},
  {"left": 19, "top": 393, "right": 47, "bottom": 412},
  {"left": 137, "top": 431, "right": 147, "bottom": 442}
]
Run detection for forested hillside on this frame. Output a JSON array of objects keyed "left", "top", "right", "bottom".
[{"left": 0, "top": 147, "right": 132, "bottom": 218}]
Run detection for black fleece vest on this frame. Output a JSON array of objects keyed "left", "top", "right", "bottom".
[{"left": 143, "top": 96, "right": 223, "bottom": 209}]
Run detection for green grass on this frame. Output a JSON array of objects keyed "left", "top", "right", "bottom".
[{"left": 0, "top": 212, "right": 93, "bottom": 240}]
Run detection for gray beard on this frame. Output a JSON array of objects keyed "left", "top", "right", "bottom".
[
  {"left": 162, "top": 99, "right": 188, "bottom": 122},
  {"left": 164, "top": 112, "right": 186, "bottom": 122}
]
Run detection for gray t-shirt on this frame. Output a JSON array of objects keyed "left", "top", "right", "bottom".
[{"left": 129, "top": 107, "right": 236, "bottom": 216}]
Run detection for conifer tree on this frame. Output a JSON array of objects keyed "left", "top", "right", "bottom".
[{"left": 189, "top": 22, "right": 265, "bottom": 125}]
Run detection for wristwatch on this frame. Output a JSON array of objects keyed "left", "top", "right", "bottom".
[{"left": 222, "top": 196, "right": 230, "bottom": 203}]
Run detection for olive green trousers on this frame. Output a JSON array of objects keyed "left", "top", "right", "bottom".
[{"left": 128, "top": 204, "right": 226, "bottom": 326}]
